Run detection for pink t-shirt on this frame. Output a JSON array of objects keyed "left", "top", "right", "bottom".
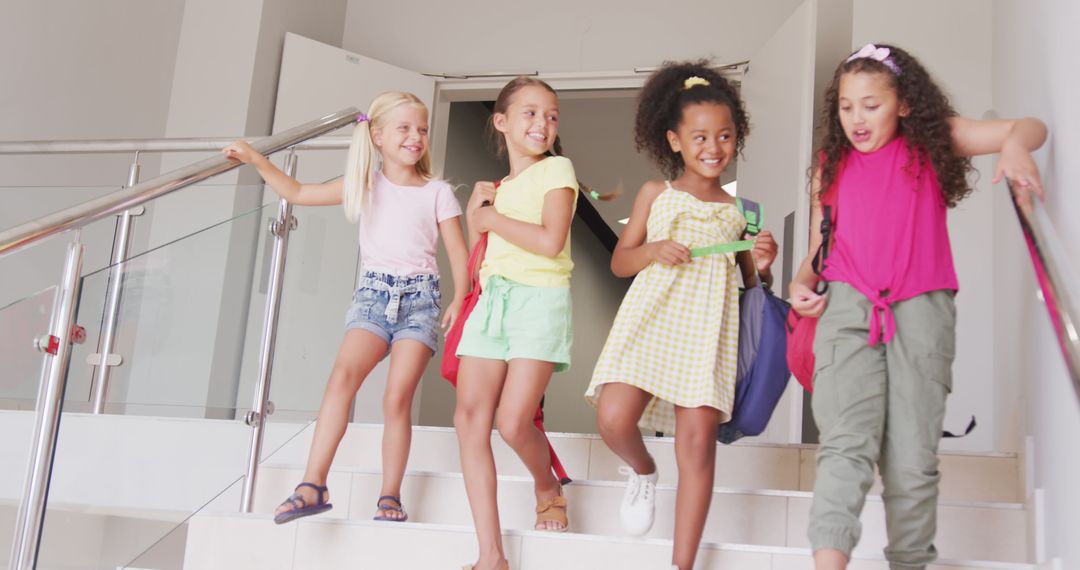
[
  {"left": 358, "top": 172, "right": 462, "bottom": 276},
  {"left": 821, "top": 136, "right": 959, "bottom": 345}
]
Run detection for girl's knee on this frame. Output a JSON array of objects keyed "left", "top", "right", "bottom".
[
  {"left": 453, "top": 403, "right": 491, "bottom": 436},
  {"left": 676, "top": 426, "right": 717, "bottom": 467},
  {"left": 326, "top": 367, "right": 361, "bottom": 395},
  {"left": 494, "top": 413, "right": 533, "bottom": 448},
  {"left": 382, "top": 390, "right": 412, "bottom": 419},
  {"left": 596, "top": 404, "right": 637, "bottom": 440}
]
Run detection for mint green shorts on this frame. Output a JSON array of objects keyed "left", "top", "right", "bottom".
[{"left": 456, "top": 276, "right": 573, "bottom": 371}]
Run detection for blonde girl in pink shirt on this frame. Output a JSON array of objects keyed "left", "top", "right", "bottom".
[{"left": 224, "top": 91, "right": 469, "bottom": 525}]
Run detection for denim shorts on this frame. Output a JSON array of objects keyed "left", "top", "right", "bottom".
[{"left": 345, "top": 271, "right": 441, "bottom": 354}]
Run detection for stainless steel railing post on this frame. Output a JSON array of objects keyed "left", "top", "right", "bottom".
[
  {"left": 240, "top": 150, "right": 298, "bottom": 512},
  {"left": 9, "top": 238, "right": 85, "bottom": 570},
  {"left": 90, "top": 153, "right": 142, "bottom": 414}
]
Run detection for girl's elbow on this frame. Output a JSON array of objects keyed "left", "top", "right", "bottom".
[{"left": 541, "top": 236, "right": 567, "bottom": 257}]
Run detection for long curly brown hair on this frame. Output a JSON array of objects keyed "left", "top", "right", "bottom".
[
  {"left": 816, "top": 44, "right": 973, "bottom": 207},
  {"left": 635, "top": 60, "right": 750, "bottom": 179}
]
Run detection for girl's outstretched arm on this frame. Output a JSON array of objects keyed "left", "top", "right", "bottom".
[
  {"left": 610, "top": 180, "right": 690, "bottom": 277},
  {"left": 439, "top": 215, "right": 470, "bottom": 331},
  {"left": 948, "top": 116, "right": 1048, "bottom": 200},
  {"left": 472, "top": 186, "right": 576, "bottom": 258},
  {"left": 223, "top": 140, "right": 343, "bottom": 206}
]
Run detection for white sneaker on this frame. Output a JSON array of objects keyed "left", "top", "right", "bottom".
[{"left": 618, "top": 465, "right": 658, "bottom": 536}]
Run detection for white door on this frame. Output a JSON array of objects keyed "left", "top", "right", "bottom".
[
  {"left": 735, "top": 0, "right": 818, "bottom": 444},
  {"left": 236, "top": 33, "right": 435, "bottom": 423}
]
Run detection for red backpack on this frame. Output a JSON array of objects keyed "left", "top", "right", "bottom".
[{"left": 785, "top": 176, "right": 839, "bottom": 393}]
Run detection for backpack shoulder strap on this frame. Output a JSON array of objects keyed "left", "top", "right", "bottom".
[{"left": 735, "top": 197, "right": 763, "bottom": 236}]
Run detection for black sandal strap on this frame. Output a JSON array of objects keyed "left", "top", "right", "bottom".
[
  {"left": 294, "top": 482, "right": 329, "bottom": 504},
  {"left": 375, "top": 495, "right": 404, "bottom": 511}
]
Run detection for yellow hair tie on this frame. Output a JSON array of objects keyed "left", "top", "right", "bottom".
[{"left": 683, "top": 76, "right": 710, "bottom": 90}]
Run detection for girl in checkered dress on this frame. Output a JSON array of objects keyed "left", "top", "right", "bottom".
[{"left": 585, "top": 61, "right": 778, "bottom": 570}]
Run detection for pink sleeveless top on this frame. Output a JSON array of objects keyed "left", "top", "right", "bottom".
[{"left": 821, "top": 136, "right": 959, "bottom": 345}]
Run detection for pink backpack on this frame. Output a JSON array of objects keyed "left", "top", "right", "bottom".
[{"left": 785, "top": 173, "right": 839, "bottom": 393}]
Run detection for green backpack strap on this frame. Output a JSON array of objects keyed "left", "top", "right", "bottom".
[
  {"left": 690, "top": 197, "right": 762, "bottom": 258},
  {"left": 736, "top": 197, "right": 763, "bottom": 236}
]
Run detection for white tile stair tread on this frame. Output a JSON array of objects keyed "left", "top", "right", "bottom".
[
  {"left": 239, "top": 468, "right": 1026, "bottom": 563},
  {"left": 183, "top": 512, "right": 1035, "bottom": 570},
  {"left": 261, "top": 423, "right": 1021, "bottom": 503}
]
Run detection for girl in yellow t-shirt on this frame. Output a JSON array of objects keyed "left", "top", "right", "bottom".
[{"left": 455, "top": 77, "right": 578, "bottom": 570}]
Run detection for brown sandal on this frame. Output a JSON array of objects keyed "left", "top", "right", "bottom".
[{"left": 534, "top": 494, "right": 569, "bottom": 532}]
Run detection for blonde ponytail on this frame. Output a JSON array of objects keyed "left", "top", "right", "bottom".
[
  {"left": 341, "top": 91, "right": 435, "bottom": 223},
  {"left": 342, "top": 118, "right": 375, "bottom": 223}
]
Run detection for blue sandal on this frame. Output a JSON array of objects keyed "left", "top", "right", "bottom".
[
  {"left": 373, "top": 495, "right": 408, "bottom": 522},
  {"left": 273, "top": 483, "right": 332, "bottom": 525}
]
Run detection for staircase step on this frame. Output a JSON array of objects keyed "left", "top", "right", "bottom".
[
  {"left": 231, "top": 468, "right": 1026, "bottom": 563},
  {"left": 263, "top": 423, "right": 1021, "bottom": 502},
  {"left": 183, "top": 512, "right": 1034, "bottom": 570}
]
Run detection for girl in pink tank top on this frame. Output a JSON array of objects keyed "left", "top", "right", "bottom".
[{"left": 788, "top": 44, "right": 1047, "bottom": 570}]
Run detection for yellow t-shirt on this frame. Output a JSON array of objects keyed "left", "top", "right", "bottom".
[{"left": 479, "top": 156, "right": 579, "bottom": 288}]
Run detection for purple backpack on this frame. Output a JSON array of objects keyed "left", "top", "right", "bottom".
[{"left": 705, "top": 198, "right": 792, "bottom": 444}]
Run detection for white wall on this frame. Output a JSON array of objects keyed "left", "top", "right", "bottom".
[
  {"left": 341, "top": 0, "right": 804, "bottom": 74},
  {"left": 736, "top": 0, "right": 818, "bottom": 444},
  {"left": 992, "top": 0, "right": 1080, "bottom": 567},
  {"left": 851, "top": 0, "right": 999, "bottom": 453},
  {"left": 0, "top": 0, "right": 185, "bottom": 312}
]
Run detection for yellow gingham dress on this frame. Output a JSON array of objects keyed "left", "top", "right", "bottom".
[{"left": 586, "top": 183, "right": 745, "bottom": 433}]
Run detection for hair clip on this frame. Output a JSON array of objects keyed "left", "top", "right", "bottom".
[
  {"left": 846, "top": 44, "right": 902, "bottom": 75},
  {"left": 682, "top": 76, "right": 710, "bottom": 90},
  {"left": 356, "top": 113, "right": 370, "bottom": 123}
]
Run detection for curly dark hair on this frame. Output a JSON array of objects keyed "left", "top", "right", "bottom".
[
  {"left": 816, "top": 44, "right": 974, "bottom": 207},
  {"left": 634, "top": 60, "right": 750, "bottom": 179}
]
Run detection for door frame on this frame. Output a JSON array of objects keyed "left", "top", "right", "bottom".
[{"left": 429, "top": 71, "right": 650, "bottom": 177}]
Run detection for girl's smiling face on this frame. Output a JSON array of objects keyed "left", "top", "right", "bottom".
[
  {"left": 667, "top": 102, "right": 737, "bottom": 179},
  {"left": 494, "top": 85, "right": 559, "bottom": 158},
  {"left": 838, "top": 70, "right": 909, "bottom": 153},
  {"left": 371, "top": 103, "right": 429, "bottom": 168}
]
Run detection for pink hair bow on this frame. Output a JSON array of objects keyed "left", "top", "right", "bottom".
[{"left": 846, "top": 43, "right": 901, "bottom": 75}]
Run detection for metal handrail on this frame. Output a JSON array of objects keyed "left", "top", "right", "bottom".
[
  {"left": 1011, "top": 183, "right": 1080, "bottom": 395},
  {"left": 0, "top": 135, "right": 352, "bottom": 155},
  {"left": 6, "top": 107, "right": 359, "bottom": 569},
  {"left": 0, "top": 107, "right": 360, "bottom": 258}
]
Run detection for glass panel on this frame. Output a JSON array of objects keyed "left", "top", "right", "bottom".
[
  {"left": 0, "top": 286, "right": 57, "bottom": 405},
  {"left": 235, "top": 189, "right": 362, "bottom": 421},
  {"left": 36, "top": 412, "right": 315, "bottom": 569},
  {"left": 63, "top": 194, "right": 275, "bottom": 416},
  {"left": 29, "top": 184, "right": 318, "bottom": 568}
]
